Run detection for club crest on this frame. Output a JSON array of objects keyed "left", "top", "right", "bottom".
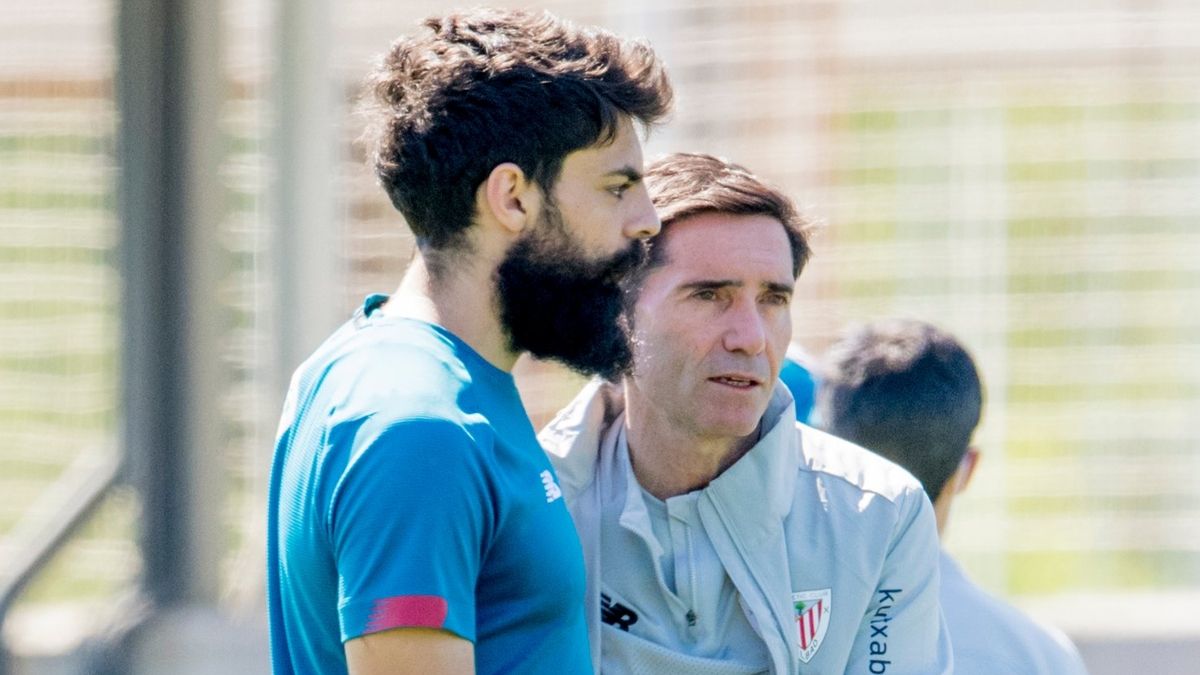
[{"left": 792, "top": 588, "right": 831, "bottom": 663}]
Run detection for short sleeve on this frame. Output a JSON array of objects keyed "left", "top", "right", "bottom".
[{"left": 329, "top": 416, "right": 492, "bottom": 643}]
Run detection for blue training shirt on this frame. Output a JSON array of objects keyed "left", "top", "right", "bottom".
[{"left": 267, "top": 294, "right": 592, "bottom": 675}]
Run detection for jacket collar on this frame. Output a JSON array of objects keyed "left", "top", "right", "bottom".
[
  {"left": 694, "top": 386, "right": 803, "bottom": 673},
  {"left": 703, "top": 385, "right": 801, "bottom": 542},
  {"left": 541, "top": 379, "right": 799, "bottom": 512},
  {"left": 539, "top": 379, "right": 622, "bottom": 492},
  {"left": 540, "top": 380, "right": 804, "bottom": 674}
]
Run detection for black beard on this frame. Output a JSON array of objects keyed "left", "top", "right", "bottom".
[{"left": 495, "top": 215, "right": 641, "bottom": 380}]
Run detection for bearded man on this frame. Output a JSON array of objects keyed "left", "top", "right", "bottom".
[{"left": 266, "top": 9, "right": 672, "bottom": 675}]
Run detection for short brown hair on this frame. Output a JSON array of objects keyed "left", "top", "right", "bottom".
[
  {"left": 363, "top": 9, "right": 673, "bottom": 252},
  {"left": 628, "top": 153, "right": 812, "bottom": 293}
]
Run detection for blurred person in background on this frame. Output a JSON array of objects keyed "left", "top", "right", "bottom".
[
  {"left": 540, "top": 153, "right": 952, "bottom": 675},
  {"left": 267, "top": 8, "right": 672, "bottom": 675},
  {"left": 817, "top": 318, "right": 1089, "bottom": 675}
]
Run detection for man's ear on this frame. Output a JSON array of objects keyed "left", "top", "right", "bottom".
[
  {"left": 480, "top": 162, "right": 540, "bottom": 235},
  {"left": 953, "top": 446, "right": 981, "bottom": 495}
]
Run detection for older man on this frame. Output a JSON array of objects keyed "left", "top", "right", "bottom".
[{"left": 540, "top": 153, "right": 951, "bottom": 674}]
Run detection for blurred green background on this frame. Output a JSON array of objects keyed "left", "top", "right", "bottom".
[{"left": 1, "top": 0, "right": 1198, "bottom": 669}]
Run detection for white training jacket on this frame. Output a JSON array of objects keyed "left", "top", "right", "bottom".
[
  {"left": 539, "top": 380, "right": 953, "bottom": 675},
  {"left": 940, "top": 551, "right": 1088, "bottom": 674}
]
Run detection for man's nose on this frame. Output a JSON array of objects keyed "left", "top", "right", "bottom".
[
  {"left": 722, "top": 298, "right": 767, "bottom": 355},
  {"left": 623, "top": 190, "right": 661, "bottom": 240}
]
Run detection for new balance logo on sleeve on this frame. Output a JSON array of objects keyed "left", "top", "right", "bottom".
[
  {"left": 601, "top": 592, "right": 638, "bottom": 631},
  {"left": 540, "top": 470, "right": 563, "bottom": 503}
]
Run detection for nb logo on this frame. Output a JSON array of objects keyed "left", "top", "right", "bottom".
[
  {"left": 601, "top": 592, "right": 638, "bottom": 631},
  {"left": 540, "top": 470, "right": 563, "bottom": 503}
]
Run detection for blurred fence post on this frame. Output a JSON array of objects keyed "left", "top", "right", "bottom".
[
  {"left": 269, "top": 0, "right": 343, "bottom": 404},
  {"left": 117, "top": 0, "right": 226, "bottom": 618}
]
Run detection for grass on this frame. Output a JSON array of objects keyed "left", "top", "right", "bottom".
[
  {"left": 1005, "top": 550, "right": 1200, "bottom": 595},
  {"left": 0, "top": 125, "right": 263, "bottom": 609},
  {"left": 826, "top": 85, "right": 1200, "bottom": 596},
  {"left": 15, "top": 490, "right": 139, "bottom": 604}
]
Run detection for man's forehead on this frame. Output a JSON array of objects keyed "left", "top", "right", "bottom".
[
  {"left": 654, "top": 212, "right": 793, "bottom": 276},
  {"left": 562, "top": 117, "right": 644, "bottom": 173}
]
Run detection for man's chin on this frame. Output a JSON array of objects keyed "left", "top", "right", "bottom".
[
  {"left": 494, "top": 226, "right": 639, "bottom": 379},
  {"left": 593, "top": 243, "right": 644, "bottom": 281},
  {"left": 700, "top": 405, "right": 769, "bottom": 440}
]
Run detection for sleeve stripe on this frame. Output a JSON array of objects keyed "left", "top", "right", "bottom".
[{"left": 365, "top": 595, "right": 450, "bottom": 633}]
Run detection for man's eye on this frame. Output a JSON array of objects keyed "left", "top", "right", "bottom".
[
  {"left": 763, "top": 293, "right": 791, "bottom": 306},
  {"left": 607, "top": 183, "right": 630, "bottom": 198},
  {"left": 693, "top": 289, "right": 719, "bottom": 301}
]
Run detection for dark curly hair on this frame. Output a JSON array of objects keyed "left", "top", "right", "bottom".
[{"left": 363, "top": 8, "right": 673, "bottom": 253}]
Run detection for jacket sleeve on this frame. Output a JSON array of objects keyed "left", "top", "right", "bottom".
[{"left": 844, "top": 485, "right": 953, "bottom": 674}]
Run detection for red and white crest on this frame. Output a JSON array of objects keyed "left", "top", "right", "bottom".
[{"left": 792, "top": 589, "right": 831, "bottom": 663}]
